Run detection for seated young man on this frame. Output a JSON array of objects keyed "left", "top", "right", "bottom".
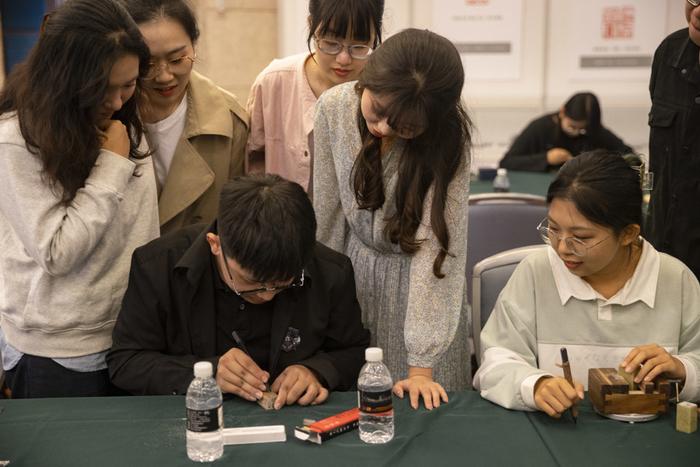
[{"left": 108, "top": 175, "right": 370, "bottom": 409}]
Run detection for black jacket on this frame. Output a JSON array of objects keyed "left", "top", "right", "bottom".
[
  {"left": 499, "top": 113, "right": 632, "bottom": 172},
  {"left": 646, "top": 28, "right": 700, "bottom": 278},
  {"left": 107, "top": 224, "right": 370, "bottom": 395}
]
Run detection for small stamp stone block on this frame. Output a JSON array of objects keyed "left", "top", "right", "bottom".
[
  {"left": 676, "top": 401, "right": 698, "bottom": 434},
  {"left": 257, "top": 391, "right": 277, "bottom": 411}
]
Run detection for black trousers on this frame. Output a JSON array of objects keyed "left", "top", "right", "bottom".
[{"left": 5, "top": 354, "right": 126, "bottom": 398}]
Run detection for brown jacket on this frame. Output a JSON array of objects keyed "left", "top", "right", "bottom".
[{"left": 157, "top": 71, "right": 249, "bottom": 234}]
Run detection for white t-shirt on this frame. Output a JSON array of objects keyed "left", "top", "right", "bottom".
[{"left": 145, "top": 96, "right": 188, "bottom": 187}]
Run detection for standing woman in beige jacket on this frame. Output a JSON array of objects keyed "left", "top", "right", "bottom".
[{"left": 122, "top": 0, "right": 249, "bottom": 234}]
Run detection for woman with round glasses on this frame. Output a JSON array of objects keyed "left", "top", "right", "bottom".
[
  {"left": 0, "top": 0, "right": 159, "bottom": 397},
  {"left": 121, "top": 0, "right": 249, "bottom": 234},
  {"left": 499, "top": 92, "right": 633, "bottom": 172},
  {"left": 246, "top": 0, "right": 384, "bottom": 193},
  {"left": 474, "top": 150, "right": 700, "bottom": 418},
  {"left": 314, "top": 28, "right": 473, "bottom": 410}
]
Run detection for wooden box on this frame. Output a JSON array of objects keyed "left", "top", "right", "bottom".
[{"left": 588, "top": 368, "right": 669, "bottom": 415}]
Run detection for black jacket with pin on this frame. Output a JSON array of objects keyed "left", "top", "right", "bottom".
[
  {"left": 107, "top": 224, "right": 370, "bottom": 395},
  {"left": 499, "top": 113, "right": 632, "bottom": 172},
  {"left": 646, "top": 28, "right": 700, "bottom": 279}
]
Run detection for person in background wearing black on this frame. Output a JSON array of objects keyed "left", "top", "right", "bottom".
[
  {"left": 499, "top": 92, "right": 633, "bottom": 172},
  {"left": 107, "top": 175, "right": 369, "bottom": 410},
  {"left": 645, "top": 0, "right": 700, "bottom": 280}
]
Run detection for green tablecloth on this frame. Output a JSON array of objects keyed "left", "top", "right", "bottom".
[
  {"left": 0, "top": 391, "right": 697, "bottom": 466},
  {"left": 470, "top": 171, "right": 554, "bottom": 196}
]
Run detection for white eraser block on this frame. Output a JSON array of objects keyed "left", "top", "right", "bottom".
[{"left": 222, "top": 425, "right": 286, "bottom": 445}]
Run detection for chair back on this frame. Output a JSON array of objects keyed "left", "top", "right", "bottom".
[
  {"left": 466, "top": 193, "right": 547, "bottom": 304},
  {"left": 472, "top": 244, "right": 547, "bottom": 364}
]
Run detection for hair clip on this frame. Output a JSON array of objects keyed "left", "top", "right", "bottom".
[
  {"left": 629, "top": 155, "right": 654, "bottom": 191},
  {"left": 40, "top": 12, "right": 53, "bottom": 35}
]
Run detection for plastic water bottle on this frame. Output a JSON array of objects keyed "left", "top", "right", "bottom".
[
  {"left": 186, "top": 361, "right": 223, "bottom": 462},
  {"left": 358, "top": 347, "right": 394, "bottom": 443},
  {"left": 493, "top": 168, "right": 510, "bottom": 193}
]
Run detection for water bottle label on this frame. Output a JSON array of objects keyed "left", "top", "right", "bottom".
[
  {"left": 359, "top": 389, "right": 393, "bottom": 414},
  {"left": 186, "top": 405, "right": 223, "bottom": 432}
]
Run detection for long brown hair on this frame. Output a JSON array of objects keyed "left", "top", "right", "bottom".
[
  {"left": 353, "top": 28, "right": 472, "bottom": 278},
  {"left": 0, "top": 0, "right": 150, "bottom": 204}
]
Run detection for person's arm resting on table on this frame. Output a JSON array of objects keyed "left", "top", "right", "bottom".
[{"left": 474, "top": 258, "right": 582, "bottom": 415}]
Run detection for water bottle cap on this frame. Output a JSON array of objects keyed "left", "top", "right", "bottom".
[
  {"left": 365, "top": 347, "right": 383, "bottom": 362},
  {"left": 194, "top": 361, "right": 213, "bottom": 378},
  {"left": 497, "top": 168, "right": 508, "bottom": 176}
]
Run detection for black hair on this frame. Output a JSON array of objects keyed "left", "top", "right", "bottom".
[
  {"left": 562, "top": 92, "right": 601, "bottom": 132},
  {"left": 217, "top": 175, "right": 317, "bottom": 283},
  {"left": 353, "top": 28, "right": 472, "bottom": 278},
  {"left": 0, "top": 0, "right": 150, "bottom": 204},
  {"left": 120, "top": 0, "right": 199, "bottom": 43},
  {"left": 547, "top": 150, "right": 642, "bottom": 235},
  {"left": 306, "top": 0, "right": 384, "bottom": 51}
]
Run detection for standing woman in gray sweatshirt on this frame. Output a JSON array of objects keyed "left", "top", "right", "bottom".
[{"left": 0, "top": 0, "right": 159, "bottom": 398}]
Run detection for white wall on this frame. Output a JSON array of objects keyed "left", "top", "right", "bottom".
[
  {"left": 277, "top": 0, "right": 411, "bottom": 57},
  {"left": 277, "top": 0, "right": 689, "bottom": 168},
  {"left": 194, "top": 0, "right": 277, "bottom": 102}
]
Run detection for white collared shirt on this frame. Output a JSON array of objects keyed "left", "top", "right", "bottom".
[{"left": 547, "top": 238, "right": 660, "bottom": 320}]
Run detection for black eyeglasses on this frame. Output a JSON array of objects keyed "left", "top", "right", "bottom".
[
  {"left": 688, "top": 0, "right": 700, "bottom": 8},
  {"left": 220, "top": 251, "right": 304, "bottom": 297}
]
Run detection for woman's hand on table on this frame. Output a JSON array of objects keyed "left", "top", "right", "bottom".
[{"left": 393, "top": 367, "right": 448, "bottom": 410}]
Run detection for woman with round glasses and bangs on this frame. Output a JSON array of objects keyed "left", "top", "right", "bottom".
[
  {"left": 474, "top": 150, "right": 700, "bottom": 418},
  {"left": 121, "top": 0, "right": 249, "bottom": 234},
  {"left": 314, "top": 28, "right": 473, "bottom": 410},
  {"left": 0, "top": 0, "right": 159, "bottom": 397},
  {"left": 246, "top": 0, "right": 384, "bottom": 193}
]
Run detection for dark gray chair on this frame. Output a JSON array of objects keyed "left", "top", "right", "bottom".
[
  {"left": 466, "top": 193, "right": 547, "bottom": 305},
  {"left": 472, "top": 244, "right": 547, "bottom": 365}
]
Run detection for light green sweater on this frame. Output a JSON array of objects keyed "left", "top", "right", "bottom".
[{"left": 474, "top": 241, "right": 700, "bottom": 410}]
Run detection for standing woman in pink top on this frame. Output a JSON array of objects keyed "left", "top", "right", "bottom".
[{"left": 246, "top": 0, "right": 384, "bottom": 193}]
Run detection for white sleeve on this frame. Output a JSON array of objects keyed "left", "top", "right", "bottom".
[
  {"left": 473, "top": 258, "right": 551, "bottom": 410},
  {"left": 677, "top": 267, "right": 700, "bottom": 402}
]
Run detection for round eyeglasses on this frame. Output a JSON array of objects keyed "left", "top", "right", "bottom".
[
  {"left": 314, "top": 37, "right": 373, "bottom": 60},
  {"left": 144, "top": 55, "right": 195, "bottom": 80},
  {"left": 220, "top": 251, "right": 304, "bottom": 298},
  {"left": 536, "top": 219, "right": 608, "bottom": 257}
]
